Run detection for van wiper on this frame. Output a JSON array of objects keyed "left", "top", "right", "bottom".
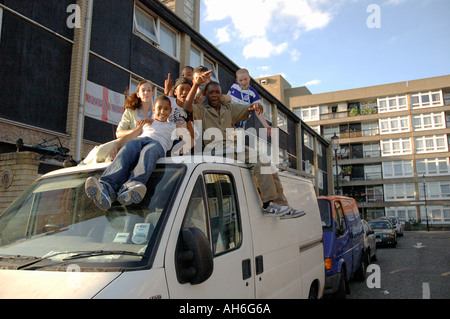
[
  {"left": 16, "top": 250, "right": 143, "bottom": 270},
  {"left": 62, "top": 250, "right": 143, "bottom": 261}
]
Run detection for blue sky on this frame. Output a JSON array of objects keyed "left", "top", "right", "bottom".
[{"left": 199, "top": 0, "right": 450, "bottom": 94}]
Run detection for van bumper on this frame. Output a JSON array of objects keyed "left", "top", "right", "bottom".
[{"left": 324, "top": 272, "right": 341, "bottom": 294}]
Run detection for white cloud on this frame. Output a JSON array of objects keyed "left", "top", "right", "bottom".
[
  {"left": 203, "top": 0, "right": 334, "bottom": 59},
  {"left": 215, "top": 25, "right": 230, "bottom": 44},
  {"left": 290, "top": 49, "right": 301, "bottom": 61},
  {"left": 305, "top": 79, "right": 322, "bottom": 86},
  {"left": 242, "top": 37, "right": 288, "bottom": 59},
  {"left": 383, "top": 0, "right": 408, "bottom": 6}
]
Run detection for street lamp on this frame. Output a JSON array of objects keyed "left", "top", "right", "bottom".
[
  {"left": 422, "top": 175, "right": 430, "bottom": 232},
  {"left": 331, "top": 133, "right": 340, "bottom": 195}
]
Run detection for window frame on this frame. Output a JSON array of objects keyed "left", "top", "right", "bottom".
[
  {"left": 277, "top": 110, "right": 288, "bottom": 133},
  {"left": 382, "top": 160, "right": 413, "bottom": 179},
  {"left": 381, "top": 138, "right": 412, "bottom": 156},
  {"left": 416, "top": 157, "right": 450, "bottom": 176},
  {"left": 377, "top": 95, "right": 408, "bottom": 113},
  {"left": 412, "top": 112, "right": 445, "bottom": 131},
  {"left": 189, "top": 44, "right": 219, "bottom": 82},
  {"left": 384, "top": 183, "right": 415, "bottom": 201},
  {"left": 414, "top": 135, "right": 448, "bottom": 153},
  {"left": 203, "top": 172, "right": 243, "bottom": 257},
  {"left": 411, "top": 90, "right": 443, "bottom": 109},
  {"left": 133, "top": 4, "right": 180, "bottom": 60},
  {"left": 379, "top": 116, "right": 410, "bottom": 135}
]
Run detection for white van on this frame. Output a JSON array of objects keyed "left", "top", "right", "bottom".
[{"left": 0, "top": 156, "right": 324, "bottom": 299}]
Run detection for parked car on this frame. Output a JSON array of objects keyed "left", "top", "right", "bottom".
[
  {"left": 0, "top": 155, "right": 325, "bottom": 299},
  {"left": 380, "top": 216, "right": 403, "bottom": 237},
  {"left": 361, "top": 219, "right": 377, "bottom": 262},
  {"left": 368, "top": 219, "right": 397, "bottom": 248},
  {"left": 317, "top": 196, "right": 367, "bottom": 299}
]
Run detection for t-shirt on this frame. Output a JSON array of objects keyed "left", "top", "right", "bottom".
[
  {"left": 227, "top": 83, "right": 261, "bottom": 128},
  {"left": 139, "top": 120, "right": 178, "bottom": 153},
  {"left": 192, "top": 101, "right": 250, "bottom": 149},
  {"left": 117, "top": 102, "right": 187, "bottom": 132},
  {"left": 227, "top": 83, "right": 262, "bottom": 105}
]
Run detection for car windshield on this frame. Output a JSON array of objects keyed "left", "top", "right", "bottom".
[
  {"left": 318, "top": 199, "right": 333, "bottom": 232},
  {"left": 368, "top": 221, "right": 391, "bottom": 229},
  {"left": 0, "top": 164, "right": 185, "bottom": 271}
]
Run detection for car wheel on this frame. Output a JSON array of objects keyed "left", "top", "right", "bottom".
[{"left": 331, "top": 270, "right": 348, "bottom": 299}]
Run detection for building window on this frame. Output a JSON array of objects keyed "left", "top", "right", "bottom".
[
  {"left": 299, "top": 106, "right": 319, "bottom": 122},
  {"left": 382, "top": 160, "right": 413, "bottom": 178},
  {"left": 277, "top": 110, "right": 288, "bottom": 132},
  {"left": 381, "top": 138, "right": 412, "bottom": 156},
  {"left": 133, "top": 5, "right": 180, "bottom": 59},
  {"left": 415, "top": 135, "right": 448, "bottom": 153},
  {"left": 384, "top": 183, "right": 415, "bottom": 201},
  {"left": 419, "top": 182, "right": 450, "bottom": 200},
  {"left": 377, "top": 95, "right": 407, "bottom": 113},
  {"left": 318, "top": 170, "right": 324, "bottom": 190},
  {"left": 363, "top": 143, "right": 380, "bottom": 158},
  {"left": 412, "top": 112, "right": 445, "bottom": 131},
  {"left": 416, "top": 157, "right": 450, "bottom": 176},
  {"left": 190, "top": 45, "right": 219, "bottom": 82},
  {"left": 159, "top": 22, "right": 179, "bottom": 58},
  {"left": 411, "top": 90, "right": 443, "bottom": 109},
  {"left": 366, "top": 185, "right": 383, "bottom": 202},
  {"left": 386, "top": 206, "right": 417, "bottom": 223},
  {"left": 304, "top": 131, "right": 314, "bottom": 150},
  {"left": 323, "top": 126, "right": 339, "bottom": 140},
  {"left": 260, "top": 98, "right": 272, "bottom": 123},
  {"left": 420, "top": 206, "right": 450, "bottom": 223},
  {"left": 379, "top": 116, "right": 409, "bottom": 134}
]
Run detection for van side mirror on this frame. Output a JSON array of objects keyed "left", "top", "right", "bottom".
[{"left": 175, "top": 227, "right": 214, "bottom": 285}]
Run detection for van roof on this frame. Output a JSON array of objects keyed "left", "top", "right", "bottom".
[
  {"left": 43, "top": 155, "right": 249, "bottom": 178},
  {"left": 317, "top": 195, "right": 355, "bottom": 201}
]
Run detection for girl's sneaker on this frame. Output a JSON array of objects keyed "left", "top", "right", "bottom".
[
  {"left": 117, "top": 183, "right": 147, "bottom": 206},
  {"left": 85, "top": 177, "right": 112, "bottom": 210}
]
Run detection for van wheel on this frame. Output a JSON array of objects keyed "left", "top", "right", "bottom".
[
  {"left": 308, "top": 282, "right": 319, "bottom": 299},
  {"left": 354, "top": 252, "right": 368, "bottom": 282},
  {"left": 331, "top": 270, "right": 347, "bottom": 299}
]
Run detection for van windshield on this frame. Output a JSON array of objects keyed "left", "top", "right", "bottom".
[
  {"left": 0, "top": 164, "right": 185, "bottom": 271},
  {"left": 317, "top": 199, "right": 333, "bottom": 232}
]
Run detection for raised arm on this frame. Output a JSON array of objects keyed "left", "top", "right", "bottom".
[{"left": 183, "top": 70, "right": 213, "bottom": 113}]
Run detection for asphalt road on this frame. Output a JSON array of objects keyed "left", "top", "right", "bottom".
[{"left": 348, "top": 231, "right": 450, "bottom": 299}]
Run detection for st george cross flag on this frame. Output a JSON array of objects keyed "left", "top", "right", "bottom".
[{"left": 85, "top": 81, "right": 125, "bottom": 125}]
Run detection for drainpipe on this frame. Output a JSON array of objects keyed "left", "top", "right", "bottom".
[{"left": 76, "top": 0, "right": 94, "bottom": 161}]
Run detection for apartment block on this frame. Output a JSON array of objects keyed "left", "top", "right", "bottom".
[{"left": 258, "top": 74, "right": 450, "bottom": 226}]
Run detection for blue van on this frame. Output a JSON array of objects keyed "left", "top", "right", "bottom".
[{"left": 317, "top": 196, "right": 367, "bottom": 298}]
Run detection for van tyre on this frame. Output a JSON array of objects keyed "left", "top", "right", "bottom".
[
  {"left": 332, "top": 269, "right": 348, "bottom": 299},
  {"left": 308, "top": 282, "right": 319, "bottom": 299},
  {"left": 354, "top": 252, "right": 368, "bottom": 282}
]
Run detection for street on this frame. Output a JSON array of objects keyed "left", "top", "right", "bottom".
[{"left": 348, "top": 231, "right": 450, "bottom": 299}]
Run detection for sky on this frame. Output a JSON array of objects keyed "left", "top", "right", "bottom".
[{"left": 199, "top": 0, "right": 450, "bottom": 94}]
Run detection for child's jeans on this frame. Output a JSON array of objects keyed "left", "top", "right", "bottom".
[{"left": 100, "top": 137, "right": 165, "bottom": 198}]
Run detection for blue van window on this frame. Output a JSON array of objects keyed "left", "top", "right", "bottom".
[
  {"left": 318, "top": 199, "right": 333, "bottom": 232},
  {"left": 334, "top": 201, "right": 347, "bottom": 236}
]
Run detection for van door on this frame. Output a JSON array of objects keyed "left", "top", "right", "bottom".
[
  {"left": 334, "top": 200, "right": 352, "bottom": 277},
  {"left": 164, "top": 165, "right": 255, "bottom": 298}
]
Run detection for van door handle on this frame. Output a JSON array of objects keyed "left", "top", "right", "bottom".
[
  {"left": 242, "top": 259, "right": 251, "bottom": 280},
  {"left": 255, "top": 255, "right": 264, "bottom": 275}
]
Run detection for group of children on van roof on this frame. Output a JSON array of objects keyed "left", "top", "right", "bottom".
[{"left": 85, "top": 66, "right": 303, "bottom": 219}]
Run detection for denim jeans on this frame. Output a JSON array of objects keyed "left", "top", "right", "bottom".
[{"left": 100, "top": 137, "right": 165, "bottom": 197}]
